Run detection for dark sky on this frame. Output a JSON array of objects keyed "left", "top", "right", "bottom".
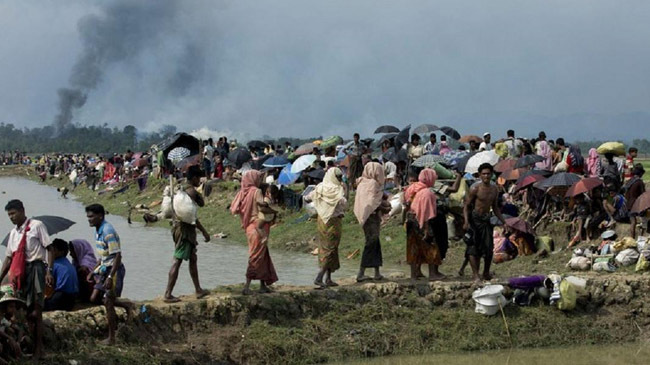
[{"left": 2, "top": 0, "right": 650, "bottom": 142}]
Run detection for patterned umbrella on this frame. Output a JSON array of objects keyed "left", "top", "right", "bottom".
[
  {"left": 565, "top": 177, "right": 604, "bottom": 197},
  {"left": 412, "top": 154, "right": 446, "bottom": 168},
  {"left": 167, "top": 147, "right": 191, "bottom": 162}
]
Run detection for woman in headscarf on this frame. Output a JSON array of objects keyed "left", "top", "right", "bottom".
[
  {"left": 231, "top": 170, "right": 279, "bottom": 295},
  {"left": 305, "top": 168, "right": 347, "bottom": 288},
  {"left": 535, "top": 140, "right": 553, "bottom": 171},
  {"left": 585, "top": 148, "right": 601, "bottom": 178},
  {"left": 68, "top": 239, "right": 98, "bottom": 302},
  {"left": 403, "top": 169, "right": 445, "bottom": 281},
  {"left": 354, "top": 162, "right": 391, "bottom": 282}
]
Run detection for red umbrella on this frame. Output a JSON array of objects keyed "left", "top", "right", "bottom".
[
  {"left": 515, "top": 174, "right": 546, "bottom": 191},
  {"left": 631, "top": 192, "right": 650, "bottom": 214},
  {"left": 505, "top": 217, "right": 535, "bottom": 235},
  {"left": 565, "top": 177, "right": 604, "bottom": 197},
  {"left": 501, "top": 168, "right": 527, "bottom": 181},
  {"left": 494, "top": 159, "right": 517, "bottom": 173}
]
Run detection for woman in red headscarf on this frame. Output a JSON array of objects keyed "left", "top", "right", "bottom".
[
  {"left": 403, "top": 168, "right": 445, "bottom": 281},
  {"left": 231, "top": 170, "right": 278, "bottom": 294}
]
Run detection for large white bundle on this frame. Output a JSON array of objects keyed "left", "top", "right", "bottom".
[
  {"left": 388, "top": 192, "right": 403, "bottom": 217},
  {"left": 69, "top": 169, "right": 78, "bottom": 184},
  {"left": 159, "top": 196, "right": 173, "bottom": 219},
  {"left": 173, "top": 191, "right": 197, "bottom": 224},
  {"left": 615, "top": 248, "right": 639, "bottom": 266}
]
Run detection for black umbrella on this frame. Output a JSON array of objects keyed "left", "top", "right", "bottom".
[
  {"left": 439, "top": 126, "right": 461, "bottom": 140},
  {"left": 412, "top": 124, "right": 439, "bottom": 134},
  {"left": 306, "top": 169, "right": 326, "bottom": 181},
  {"left": 536, "top": 172, "right": 582, "bottom": 189},
  {"left": 374, "top": 125, "right": 400, "bottom": 134},
  {"left": 361, "top": 138, "right": 375, "bottom": 148},
  {"left": 376, "top": 133, "right": 398, "bottom": 145},
  {"left": 247, "top": 140, "right": 269, "bottom": 149},
  {"left": 519, "top": 169, "right": 553, "bottom": 180},
  {"left": 227, "top": 147, "right": 252, "bottom": 169},
  {"left": 252, "top": 153, "right": 274, "bottom": 170},
  {"left": 395, "top": 125, "right": 411, "bottom": 151},
  {"left": 514, "top": 154, "right": 545, "bottom": 169},
  {"left": 2, "top": 216, "right": 76, "bottom": 247},
  {"left": 454, "top": 152, "right": 476, "bottom": 173},
  {"left": 382, "top": 148, "right": 408, "bottom": 163}
]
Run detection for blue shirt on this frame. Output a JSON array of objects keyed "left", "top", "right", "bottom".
[
  {"left": 53, "top": 257, "right": 79, "bottom": 294},
  {"left": 94, "top": 220, "right": 121, "bottom": 272}
]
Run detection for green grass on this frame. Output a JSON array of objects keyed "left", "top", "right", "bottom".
[{"left": 638, "top": 158, "right": 650, "bottom": 182}]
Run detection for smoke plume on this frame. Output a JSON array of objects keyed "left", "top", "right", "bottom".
[{"left": 53, "top": 0, "right": 201, "bottom": 131}]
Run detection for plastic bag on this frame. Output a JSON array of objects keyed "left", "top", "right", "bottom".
[
  {"left": 448, "top": 178, "right": 467, "bottom": 208},
  {"left": 558, "top": 279, "right": 577, "bottom": 311},
  {"left": 635, "top": 251, "right": 650, "bottom": 272},
  {"left": 596, "top": 142, "right": 625, "bottom": 156},
  {"left": 389, "top": 192, "right": 403, "bottom": 217},
  {"left": 566, "top": 257, "right": 591, "bottom": 271},
  {"left": 173, "top": 190, "right": 197, "bottom": 224},
  {"left": 615, "top": 248, "right": 639, "bottom": 266}
]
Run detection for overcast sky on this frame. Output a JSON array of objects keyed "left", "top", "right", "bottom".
[{"left": 1, "top": 0, "right": 649, "bottom": 141}]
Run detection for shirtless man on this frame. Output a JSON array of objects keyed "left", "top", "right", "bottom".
[{"left": 463, "top": 163, "right": 506, "bottom": 284}]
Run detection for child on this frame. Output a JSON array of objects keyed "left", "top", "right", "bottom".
[
  {"left": 257, "top": 184, "right": 281, "bottom": 244},
  {"left": 0, "top": 286, "right": 29, "bottom": 361}
]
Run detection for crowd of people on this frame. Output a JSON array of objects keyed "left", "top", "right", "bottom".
[{"left": 0, "top": 128, "right": 648, "bottom": 360}]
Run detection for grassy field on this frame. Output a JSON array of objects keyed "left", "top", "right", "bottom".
[{"left": 639, "top": 158, "right": 650, "bottom": 181}]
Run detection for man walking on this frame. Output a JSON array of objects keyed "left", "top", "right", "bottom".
[
  {"left": 164, "top": 165, "right": 211, "bottom": 303},
  {"left": 463, "top": 163, "right": 506, "bottom": 284},
  {"left": 85, "top": 203, "right": 134, "bottom": 345},
  {"left": 0, "top": 200, "right": 51, "bottom": 359}
]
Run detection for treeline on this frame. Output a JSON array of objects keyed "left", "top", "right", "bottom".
[{"left": 0, "top": 123, "right": 178, "bottom": 154}]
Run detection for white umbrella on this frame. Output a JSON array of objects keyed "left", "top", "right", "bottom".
[
  {"left": 291, "top": 155, "right": 317, "bottom": 173},
  {"left": 465, "top": 150, "right": 500, "bottom": 174}
]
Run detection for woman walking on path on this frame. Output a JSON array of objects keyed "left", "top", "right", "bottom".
[
  {"left": 353, "top": 162, "right": 391, "bottom": 282},
  {"left": 305, "top": 167, "right": 348, "bottom": 288},
  {"left": 403, "top": 169, "right": 445, "bottom": 281},
  {"left": 231, "top": 170, "right": 279, "bottom": 295}
]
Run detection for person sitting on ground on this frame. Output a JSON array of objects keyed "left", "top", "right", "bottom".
[
  {"left": 256, "top": 184, "right": 281, "bottom": 244},
  {"left": 44, "top": 239, "right": 78, "bottom": 312},
  {"left": 603, "top": 184, "right": 629, "bottom": 227},
  {"left": 0, "top": 286, "right": 26, "bottom": 362},
  {"left": 68, "top": 239, "right": 97, "bottom": 303}
]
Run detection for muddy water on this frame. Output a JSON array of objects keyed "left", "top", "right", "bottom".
[
  {"left": 344, "top": 343, "right": 650, "bottom": 365},
  {"left": 0, "top": 177, "right": 360, "bottom": 300}
]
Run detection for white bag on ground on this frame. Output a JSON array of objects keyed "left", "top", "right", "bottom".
[
  {"left": 566, "top": 257, "right": 591, "bottom": 271},
  {"left": 173, "top": 190, "right": 197, "bottom": 224},
  {"left": 615, "top": 248, "right": 639, "bottom": 266},
  {"left": 472, "top": 285, "right": 507, "bottom": 316}
]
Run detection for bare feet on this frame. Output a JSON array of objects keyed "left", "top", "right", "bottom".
[
  {"left": 356, "top": 276, "right": 371, "bottom": 283},
  {"left": 241, "top": 288, "right": 252, "bottom": 295},
  {"left": 258, "top": 286, "right": 272, "bottom": 294},
  {"left": 428, "top": 273, "right": 446, "bottom": 282},
  {"left": 314, "top": 280, "right": 327, "bottom": 289},
  {"left": 163, "top": 295, "right": 181, "bottom": 303},
  {"left": 196, "top": 289, "right": 210, "bottom": 299},
  {"left": 457, "top": 269, "right": 465, "bottom": 277},
  {"left": 325, "top": 280, "right": 339, "bottom": 287},
  {"left": 373, "top": 275, "right": 384, "bottom": 281},
  {"left": 473, "top": 276, "right": 483, "bottom": 286},
  {"left": 482, "top": 272, "right": 494, "bottom": 281}
]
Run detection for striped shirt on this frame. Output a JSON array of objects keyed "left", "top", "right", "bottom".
[{"left": 94, "top": 220, "right": 121, "bottom": 271}]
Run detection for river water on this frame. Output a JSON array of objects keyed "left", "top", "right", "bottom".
[
  {"left": 343, "top": 343, "right": 650, "bottom": 365},
  {"left": 0, "top": 177, "right": 359, "bottom": 300}
]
